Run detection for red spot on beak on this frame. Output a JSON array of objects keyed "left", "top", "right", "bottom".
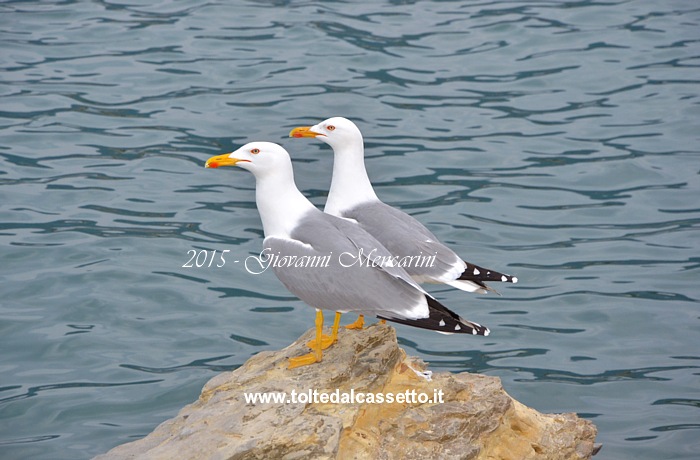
[{"left": 208, "top": 162, "right": 218, "bottom": 168}]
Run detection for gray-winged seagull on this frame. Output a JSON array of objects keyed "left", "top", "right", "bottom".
[
  {"left": 290, "top": 117, "right": 517, "bottom": 329},
  {"left": 205, "top": 142, "right": 489, "bottom": 369}
]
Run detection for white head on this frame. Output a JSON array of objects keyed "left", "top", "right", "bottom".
[
  {"left": 288, "top": 116, "right": 377, "bottom": 213},
  {"left": 289, "top": 116, "right": 364, "bottom": 153},
  {"left": 205, "top": 141, "right": 316, "bottom": 237},
  {"left": 205, "top": 141, "right": 293, "bottom": 179}
]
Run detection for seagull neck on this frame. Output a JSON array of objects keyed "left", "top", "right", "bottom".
[
  {"left": 325, "top": 144, "right": 378, "bottom": 216},
  {"left": 255, "top": 171, "right": 316, "bottom": 239}
]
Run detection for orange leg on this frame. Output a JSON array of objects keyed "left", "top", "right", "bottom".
[
  {"left": 345, "top": 314, "right": 365, "bottom": 330},
  {"left": 306, "top": 311, "right": 341, "bottom": 349},
  {"left": 289, "top": 309, "right": 324, "bottom": 369}
]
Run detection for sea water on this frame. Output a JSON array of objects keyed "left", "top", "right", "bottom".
[{"left": 1, "top": 1, "right": 699, "bottom": 458}]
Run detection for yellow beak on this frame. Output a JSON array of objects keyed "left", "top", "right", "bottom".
[
  {"left": 205, "top": 153, "right": 248, "bottom": 168},
  {"left": 289, "top": 126, "right": 322, "bottom": 138}
]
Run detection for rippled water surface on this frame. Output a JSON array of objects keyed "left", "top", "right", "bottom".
[{"left": 2, "top": 1, "right": 699, "bottom": 458}]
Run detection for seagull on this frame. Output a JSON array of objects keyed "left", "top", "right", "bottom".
[
  {"left": 205, "top": 142, "right": 489, "bottom": 369},
  {"left": 290, "top": 117, "right": 517, "bottom": 329}
]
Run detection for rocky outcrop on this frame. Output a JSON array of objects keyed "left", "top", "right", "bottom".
[{"left": 96, "top": 322, "right": 598, "bottom": 459}]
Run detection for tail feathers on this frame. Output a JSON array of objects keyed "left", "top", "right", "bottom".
[
  {"left": 459, "top": 262, "right": 518, "bottom": 292},
  {"left": 379, "top": 296, "right": 490, "bottom": 336}
]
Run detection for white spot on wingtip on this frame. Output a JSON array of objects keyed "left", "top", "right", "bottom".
[
  {"left": 473, "top": 267, "right": 480, "bottom": 275},
  {"left": 439, "top": 319, "right": 445, "bottom": 327},
  {"left": 471, "top": 329, "right": 477, "bottom": 335},
  {"left": 484, "top": 329, "right": 490, "bottom": 336},
  {"left": 501, "top": 275, "right": 508, "bottom": 282},
  {"left": 512, "top": 277, "right": 518, "bottom": 283},
  {"left": 455, "top": 324, "right": 461, "bottom": 331}
]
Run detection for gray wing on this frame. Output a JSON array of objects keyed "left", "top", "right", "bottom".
[
  {"left": 264, "top": 211, "right": 429, "bottom": 320},
  {"left": 342, "top": 201, "right": 466, "bottom": 284},
  {"left": 343, "top": 201, "right": 518, "bottom": 293},
  {"left": 326, "top": 212, "right": 429, "bottom": 293},
  {"left": 264, "top": 210, "right": 491, "bottom": 335}
]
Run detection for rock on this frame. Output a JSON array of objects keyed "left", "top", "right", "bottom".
[{"left": 95, "top": 322, "right": 598, "bottom": 460}]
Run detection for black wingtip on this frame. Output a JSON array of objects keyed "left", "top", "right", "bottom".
[
  {"left": 379, "top": 296, "right": 490, "bottom": 336},
  {"left": 459, "top": 262, "right": 518, "bottom": 288}
]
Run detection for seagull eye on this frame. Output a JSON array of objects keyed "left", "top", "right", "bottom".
[
  {"left": 250, "top": 148, "right": 260, "bottom": 154},
  {"left": 326, "top": 125, "right": 335, "bottom": 131}
]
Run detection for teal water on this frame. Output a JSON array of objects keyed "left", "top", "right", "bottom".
[{"left": 1, "top": 1, "right": 699, "bottom": 458}]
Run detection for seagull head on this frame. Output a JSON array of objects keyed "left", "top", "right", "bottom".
[
  {"left": 289, "top": 116, "right": 363, "bottom": 151},
  {"left": 205, "top": 141, "right": 293, "bottom": 178}
]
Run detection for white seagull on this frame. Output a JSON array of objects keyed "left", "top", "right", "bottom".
[
  {"left": 290, "top": 117, "right": 517, "bottom": 329},
  {"left": 205, "top": 142, "right": 489, "bottom": 369}
]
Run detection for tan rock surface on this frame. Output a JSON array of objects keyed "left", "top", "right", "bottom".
[{"left": 95, "top": 322, "right": 598, "bottom": 459}]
